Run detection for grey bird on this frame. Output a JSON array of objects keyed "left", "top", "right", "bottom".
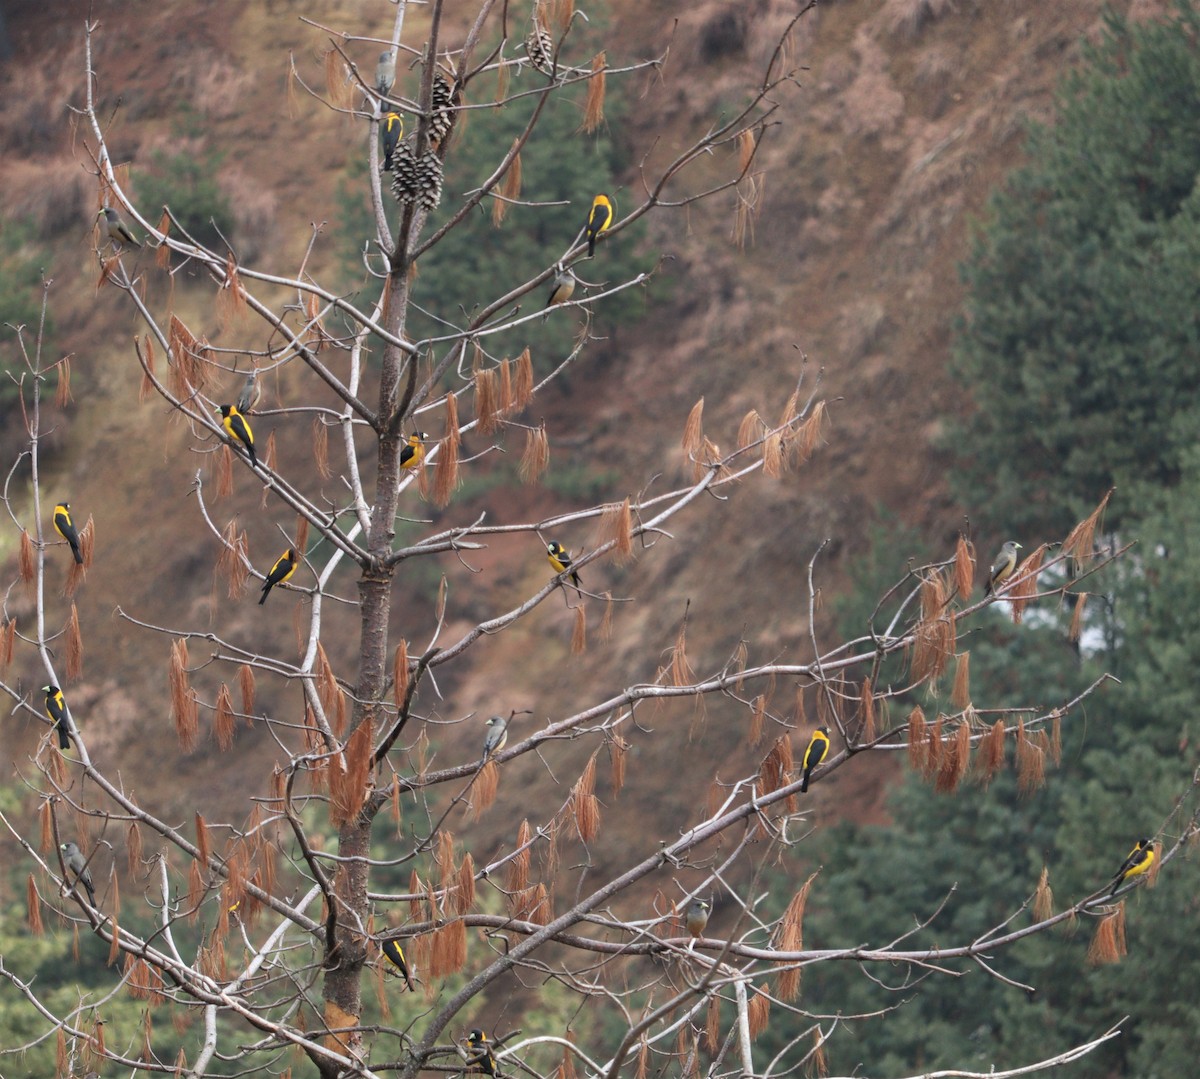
[
  {"left": 482, "top": 715, "right": 509, "bottom": 762},
  {"left": 544, "top": 268, "right": 576, "bottom": 314},
  {"left": 984, "top": 540, "right": 1022, "bottom": 596},
  {"left": 236, "top": 370, "right": 262, "bottom": 414},
  {"left": 375, "top": 49, "right": 396, "bottom": 98},
  {"left": 685, "top": 898, "right": 710, "bottom": 939},
  {"left": 96, "top": 207, "right": 140, "bottom": 249},
  {"left": 61, "top": 841, "right": 96, "bottom": 905}
]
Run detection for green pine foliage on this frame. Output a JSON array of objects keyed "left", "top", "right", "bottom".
[{"left": 949, "top": 1, "right": 1200, "bottom": 538}]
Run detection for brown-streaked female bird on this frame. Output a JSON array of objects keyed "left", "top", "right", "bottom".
[
  {"left": 546, "top": 540, "right": 581, "bottom": 589},
  {"left": 544, "top": 268, "right": 576, "bottom": 312},
  {"left": 463, "top": 1029, "right": 499, "bottom": 1077},
  {"left": 584, "top": 193, "right": 614, "bottom": 256},
  {"left": 685, "top": 898, "right": 710, "bottom": 939},
  {"left": 381, "top": 937, "right": 415, "bottom": 990},
  {"left": 217, "top": 404, "right": 257, "bottom": 468},
  {"left": 61, "top": 840, "right": 96, "bottom": 905},
  {"left": 800, "top": 726, "right": 830, "bottom": 794},
  {"left": 382, "top": 111, "right": 405, "bottom": 171},
  {"left": 259, "top": 548, "right": 297, "bottom": 605},
  {"left": 984, "top": 540, "right": 1022, "bottom": 596},
  {"left": 400, "top": 431, "right": 428, "bottom": 470},
  {"left": 97, "top": 207, "right": 140, "bottom": 249},
  {"left": 44, "top": 684, "right": 71, "bottom": 750},
  {"left": 1107, "top": 838, "right": 1155, "bottom": 897},
  {"left": 53, "top": 502, "right": 84, "bottom": 565}
]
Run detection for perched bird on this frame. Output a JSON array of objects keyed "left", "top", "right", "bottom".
[
  {"left": 685, "top": 898, "right": 710, "bottom": 939},
  {"left": 382, "top": 111, "right": 405, "bottom": 170},
  {"left": 544, "top": 268, "right": 576, "bottom": 312},
  {"left": 259, "top": 547, "right": 297, "bottom": 605},
  {"left": 375, "top": 49, "right": 396, "bottom": 98},
  {"left": 584, "top": 193, "right": 614, "bottom": 256},
  {"left": 61, "top": 840, "right": 96, "bottom": 905},
  {"left": 984, "top": 540, "right": 1022, "bottom": 596},
  {"left": 53, "top": 502, "right": 84, "bottom": 565},
  {"left": 96, "top": 207, "right": 140, "bottom": 249},
  {"left": 400, "top": 431, "right": 428, "bottom": 470},
  {"left": 43, "top": 684, "right": 71, "bottom": 751},
  {"left": 800, "top": 726, "right": 831, "bottom": 794},
  {"left": 482, "top": 714, "right": 509, "bottom": 762},
  {"left": 236, "top": 370, "right": 262, "bottom": 414},
  {"left": 463, "top": 1029, "right": 499, "bottom": 1078},
  {"left": 381, "top": 937, "right": 415, "bottom": 991},
  {"left": 217, "top": 404, "right": 257, "bottom": 468},
  {"left": 1107, "top": 838, "right": 1155, "bottom": 897},
  {"left": 546, "top": 540, "right": 581, "bottom": 589}
]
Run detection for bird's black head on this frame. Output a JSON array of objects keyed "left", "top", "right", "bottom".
[
  {"left": 1138, "top": 837, "right": 1152, "bottom": 847},
  {"left": 548, "top": 541, "right": 562, "bottom": 554},
  {"left": 43, "top": 684, "right": 59, "bottom": 695},
  {"left": 217, "top": 404, "right": 232, "bottom": 417},
  {"left": 467, "top": 1029, "right": 486, "bottom": 1043}
]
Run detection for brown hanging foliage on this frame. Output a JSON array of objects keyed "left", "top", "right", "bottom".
[
  {"left": 520, "top": 423, "right": 550, "bottom": 483},
  {"left": 599, "top": 590, "right": 614, "bottom": 641},
  {"left": 214, "top": 683, "right": 236, "bottom": 751},
  {"left": 312, "top": 417, "right": 331, "bottom": 479},
  {"left": 316, "top": 641, "right": 339, "bottom": 715},
  {"left": 432, "top": 395, "right": 461, "bottom": 508},
  {"left": 429, "top": 918, "right": 467, "bottom": 977},
  {"left": 670, "top": 621, "right": 695, "bottom": 688},
  {"left": 55, "top": 357, "right": 72, "bottom": 408},
  {"left": 238, "top": 663, "right": 256, "bottom": 716},
  {"left": 610, "top": 736, "right": 629, "bottom": 794},
  {"left": 1033, "top": 865, "right": 1054, "bottom": 922},
  {"left": 737, "top": 409, "right": 764, "bottom": 450},
  {"left": 0, "top": 618, "right": 14, "bottom": 670},
  {"left": 453, "top": 853, "right": 476, "bottom": 915},
  {"left": 494, "top": 60, "right": 510, "bottom": 102},
  {"left": 38, "top": 799, "right": 53, "bottom": 851},
  {"left": 762, "top": 431, "right": 784, "bottom": 479},
  {"left": 747, "top": 990, "right": 770, "bottom": 1040},
  {"left": 508, "top": 820, "right": 533, "bottom": 893},
  {"left": 324, "top": 48, "right": 352, "bottom": 109},
  {"left": 393, "top": 639, "right": 410, "bottom": 708},
  {"left": 774, "top": 872, "right": 817, "bottom": 1001},
  {"left": 759, "top": 735, "right": 794, "bottom": 801},
  {"left": 492, "top": 143, "right": 523, "bottom": 227},
  {"left": 474, "top": 366, "right": 501, "bottom": 433},
  {"left": 139, "top": 335, "right": 157, "bottom": 404},
  {"left": 65, "top": 604, "right": 83, "bottom": 680},
  {"left": 27, "top": 875, "right": 43, "bottom": 936},
  {"left": 170, "top": 639, "right": 199, "bottom": 751},
  {"left": 186, "top": 860, "right": 204, "bottom": 921},
  {"left": 1015, "top": 719, "right": 1045, "bottom": 795},
  {"left": 155, "top": 213, "right": 171, "bottom": 269},
  {"left": 954, "top": 534, "right": 975, "bottom": 599},
  {"left": 217, "top": 519, "right": 249, "bottom": 601},
  {"left": 168, "top": 314, "right": 204, "bottom": 395},
  {"left": 513, "top": 347, "right": 534, "bottom": 408},
  {"left": 19, "top": 529, "right": 34, "bottom": 585},
  {"left": 56, "top": 1027, "right": 68, "bottom": 1077},
  {"left": 792, "top": 400, "right": 827, "bottom": 467},
  {"left": 635, "top": 1038, "right": 649, "bottom": 1079},
  {"left": 216, "top": 445, "right": 234, "bottom": 500},
  {"left": 571, "top": 605, "right": 587, "bottom": 654},
  {"left": 330, "top": 719, "right": 374, "bottom": 827},
  {"left": 1061, "top": 490, "right": 1112, "bottom": 572},
  {"left": 1049, "top": 713, "right": 1063, "bottom": 767},
  {"left": 1087, "top": 905, "right": 1126, "bottom": 965},
  {"left": 126, "top": 819, "right": 143, "bottom": 879},
  {"left": 906, "top": 706, "right": 927, "bottom": 771},
  {"left": 859, "top": 678, "right": 876, "bottom": 743},
  {"left": 570, "top": 755, "right": 601, "bottom": 843},
  {"left": 681, "top": 398, "right": 704, "bottom": 460},
  {"left": 598, "top": 497, "right": 634, "bottom": 562},
  {"left": 106, "top": 913, "right": 121, "bottom": 966},
  {"left": 195, "top": 812, "right": 211, "bottom": 867},
  {"left": 951, "top": 652, "right": 971, "bottom": 710},
  {"left": 1068, "top": 593, "right": 1087, "bottom": 644},
  {"left": 704, "top": 995, "right": 722, "bottom": 1054},
  {"left": 974, "top": 719, "right": 1006, "bottom": 786},
  {"left": 934, "top": 721, "right": 970, "bottom": 794},
  {"left": 582, "top": 52, "right": 606, "bottom": 132},
  {"left": 216, "top": 256, "right": 247, "bottom": 329},
  {"left": 911, "top": 575, "right": 955, "bottom": 685},
  {"left": 1008, "top": 545, "right": 1046, "bottom": 625}
]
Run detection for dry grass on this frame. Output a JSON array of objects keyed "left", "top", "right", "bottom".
[{"left": 884, "top": 0, "right": 961, "bottom": 40}]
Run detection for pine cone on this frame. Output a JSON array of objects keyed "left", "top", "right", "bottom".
[
  {"left": 414, "top": 151, "right": 445, "bottom": 211},
  {"left": 525, "top": 26, "right": 553, "bottom": 74},
  {"left": 390, "top": 141, "right": 422, "bottom": 204}
]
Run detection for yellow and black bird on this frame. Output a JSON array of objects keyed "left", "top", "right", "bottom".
[
  {"left": 381, "top": 937, "right": 415, "bottom": 991},
  {"left": 382, "top": 111, "right": 405, "bottom": 171},
  {"left": 584, "top": 193, "right": 614, "bottom": 256},
  {"left": 259, "top": 547, "right": 297, "bottom": 605},
  {"left": 53, "top": 502, "right": 84, "bottom": 565},
  {"left": 800, "top": 726, "right": 831, "bottom": 794},
  {"left": 546, "top": 540, "right": 581, "bottom": 589},
  {"left": 97, "top": 207, "right": 140, "bottom": 249},
  {"left": 44, "top": 684, "right": 71, "bottom": 750},
  {"left": 217, "top": 404, "right": 257, "bottom": 468},
  {"left": 1107, "top": 838, "right": 1155, "bottom": 897},
  {"left": 544, "top": 268, "right": 576, "bottom": 312},
  {"left": 400, "top": 431, "right": 428, "bottom": 470},
  {"left": 463, "top": 1029, "right": 500, "bottom": 1078},
  {"left": 685, "top": 898, "right": 710, "bottom": 940},
  {"left": 984, "top": 540, "right": 1022, "bottom": 596}
]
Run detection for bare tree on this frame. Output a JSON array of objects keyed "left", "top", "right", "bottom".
[{"left": 0, "top": 3, "right": 1188, "bottom": 1079}]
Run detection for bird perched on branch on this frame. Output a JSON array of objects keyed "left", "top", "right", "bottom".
[
  {"left": 544, "top": 268, "right": 576, "bottom": 313},
  {"left": 482, "top": 715, "right": 509, "bottom": 762},
  {"left": 236, "top": 370, "right": 262, "bottom": 414},
  {"left": 984, "top": 540, "right": 1022, "bottom": 596},
  {"left": 61, "top": 841, "right": 96, "bottom": 905},
  {"left": 400, "top": 431, "right": 427, "bottom": 470},
  {"left": 217, "top": 404, "right": 257, "bottom": 468},
  {"left": 53, "top": 502, "right": 84, "bottom": 565},
  {"left": 43, "top": 685, "right": 72, "bottom": 751},
  {"left": 382, "top": 111, "right": 405, "bottom": 171},
  {"left": 1107, "top": 838, "right": 1155, "bottom": 897},
  {"left": 546, "top": 540, "right": 581, "bottom": 589},
  {"left": 375, "top": 49, "right": 396, "bottom": 99},
  {"left": 381, "top": 937, "right": 415, "bottom": 990},
  {"left": 584, "top": 193, "right": 614, "bottom": 257},
  {"left": 96, "top": 207, "right": 140, "bottom": 249},
  {"left": 685, "top": 898, "right": 710, "bottom": 940},
  {"left": 800, "top": 726, "right": 830, "bottom": 794},
  {"left": 259, "top": 548, "right": 297, "bottom": 605},
  {"left": 463, "top": 1029, "right": 500, "bottom": 1077}
]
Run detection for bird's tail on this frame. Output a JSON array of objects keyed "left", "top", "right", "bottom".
[
  {"left": 571, "top": 570, "right": 582, "bottom": 589},
  {"left": 258, "top": 586, "right": 270, "bottom": 606},
  {"left": 70, "top": 541, "right": 84, "bottom": 565},
  {"left": 84, "top": 880, "right": 96, "bottom": 904},
  {"left": 800, "top": 770, "right": 811, "bottom": 794},
  {"left": 57, "top": 722, "right": 71, "bottom": 750},
  {"left": 588, "top": 234, "right": 596, "bottom": 257},
  {"left": 1107, "top": 876, "right": 1122, "bottom": 898}
]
